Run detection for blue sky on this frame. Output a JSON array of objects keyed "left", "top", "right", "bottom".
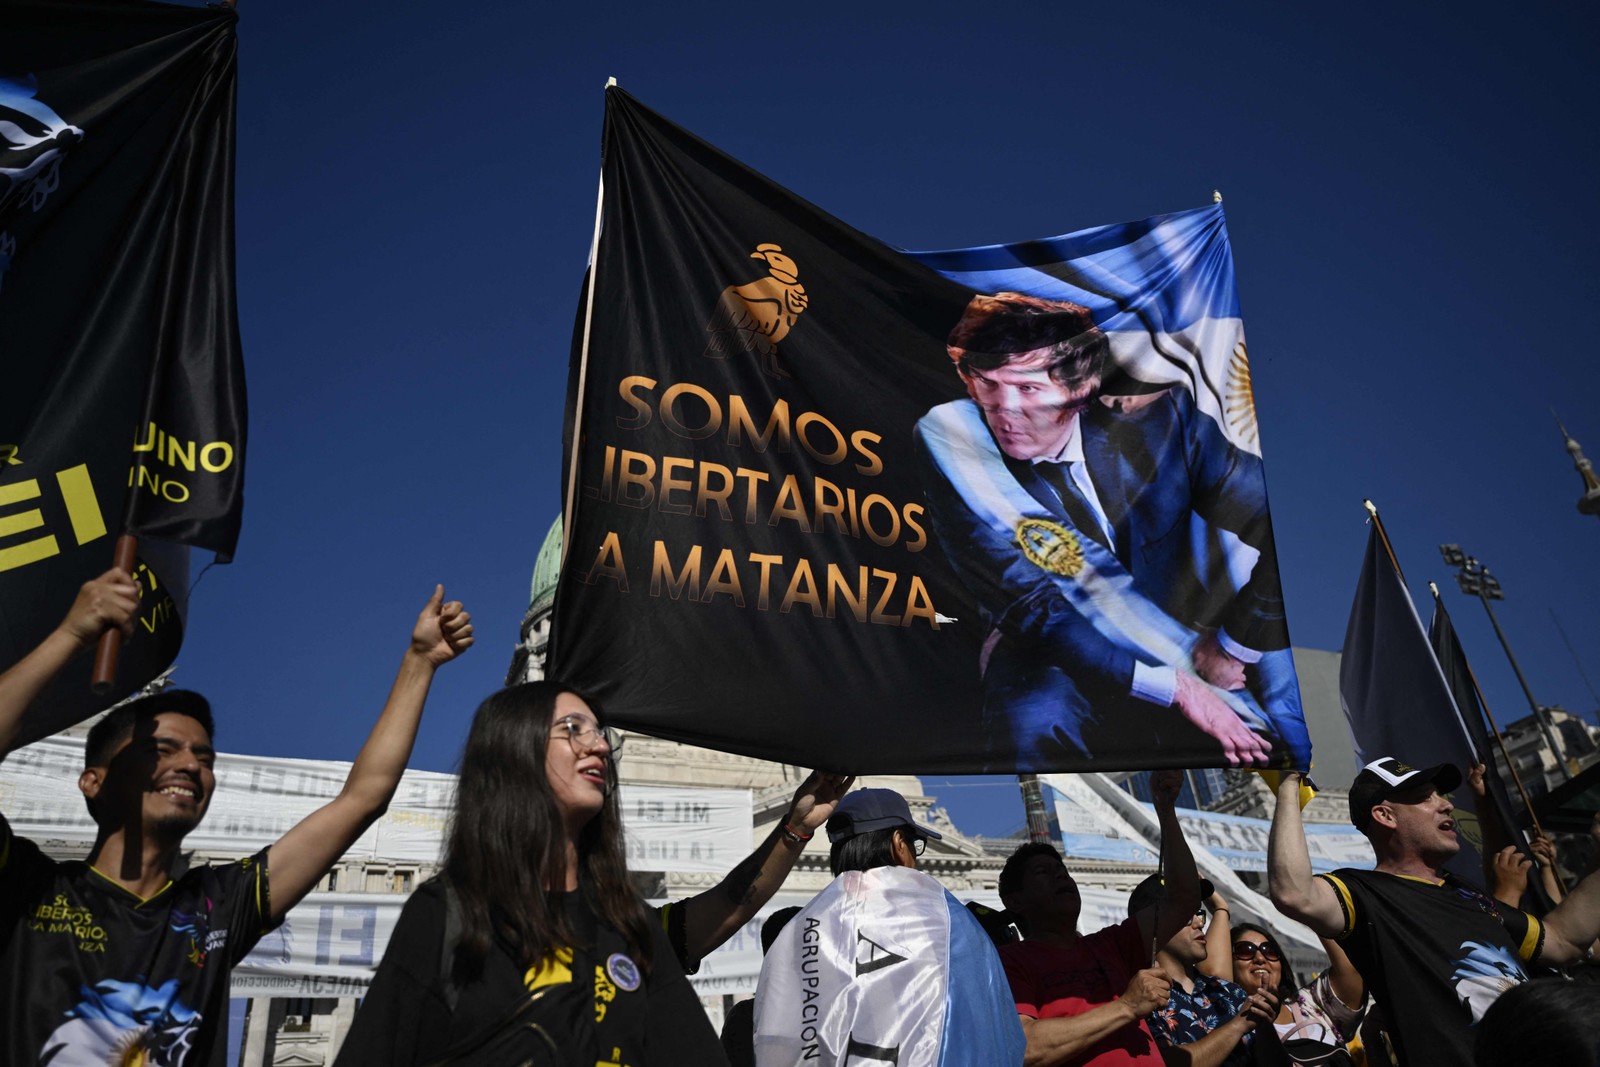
[{"left": 162, "top": 0, "right": 1599, "bottom": 836}]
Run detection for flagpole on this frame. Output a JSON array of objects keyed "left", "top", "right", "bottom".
[
  {"left": 1362, "top": 499, "right": 1405, "bottom": 581},
  {"left": 560, "top": 76, "right": 617, "bottom": 568},
  {"left": 1428, "top": 586, "right": 1563, "bottom": 895},
  {"left": 1427, "top": 583, "right": 1543, "bottom": 827},
  {"left": 90, "top": 534, "right": 140, "bottom": 691},
  {"left": 1364, "top": 501, "right": 1483, "bottom": 759}
]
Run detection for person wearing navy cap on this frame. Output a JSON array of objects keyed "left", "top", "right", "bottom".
[
  {"left": 823, "top": 786, "right": 943, "bottom": 872},
  {"left": 752, "top": 786, "right": 1023, "bottom": 1066}
]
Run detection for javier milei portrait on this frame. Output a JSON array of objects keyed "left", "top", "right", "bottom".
[{"left": 913, "top": 291, "right": 1310, "bottom": 772}]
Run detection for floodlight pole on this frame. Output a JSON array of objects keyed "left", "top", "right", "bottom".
[
  {"left": 1473, "top": 586, "right": 1571, "bottom": 782},
  {"left": 1440, "top": 544, "right": 1570, "bottom": 783}
]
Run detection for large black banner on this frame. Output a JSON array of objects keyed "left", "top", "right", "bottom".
[
  {"left": 0, "top": 0, "right": 245, "bottom": 743},
  {"left": 553, "top": 89, "right": 1307, "bottom": 775}
]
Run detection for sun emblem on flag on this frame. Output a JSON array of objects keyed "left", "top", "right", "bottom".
[
  {"left": 1224, "top": 341, "right": 1258, "bottom": 447},
  {"left": 1016, "top": 518, "right": 1085, "bottom": 577}
]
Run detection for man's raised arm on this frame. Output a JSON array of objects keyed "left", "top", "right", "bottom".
[
  {"left": 1137, "top": 768, "right": 1202, "bottom": 952},
  {"left": 1267, "top": 771, "right": 1346, "bottom": 938},
  {"left": 1539, "top": 813, "right": 1600, "bottom": 966},
  {"left": 264, "top": 585, "right": 472, "bottom": 921},
  {"left": 677, "top": 770, "right": 853, "bottom": 965},
  {"left": 0, "top": 569, "right": 139, "bottom": 759}
]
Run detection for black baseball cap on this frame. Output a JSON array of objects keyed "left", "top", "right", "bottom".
[
  {"left": 1127, "top": 873, "right": 1217, "bottom": 918},
  {"left": 825, "top": 788, "right": 944, "bottom": 844},
  {"left": 1348, "top": 757, "right": 1461, "bottom": 831}
]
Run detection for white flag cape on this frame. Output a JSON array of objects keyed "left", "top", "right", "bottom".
[{"left": 753, "top": 866, "right": 1023, "bottom": 1066}]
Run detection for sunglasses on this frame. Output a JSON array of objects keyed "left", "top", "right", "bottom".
[{"left": 1232, "top": 940, "right": 1281, "bottom": 962}]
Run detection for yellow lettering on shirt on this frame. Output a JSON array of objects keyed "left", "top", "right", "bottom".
[
  {"left": 524, "top": 947, "right": 574, "bottom": 993},
  {"left": 594, "top": 965, "right": 618, "bottom": 1022}
]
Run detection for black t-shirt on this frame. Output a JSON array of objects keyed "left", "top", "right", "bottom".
[
  {"left": 1319, "top": 868, "right": 1543, "bottom": 1067},
  {"left": 335, "top": 877, "right": 728, "bottom": 1067},
  {"left": 0, "top": 813, "right": 275, "bottom": 1066}
]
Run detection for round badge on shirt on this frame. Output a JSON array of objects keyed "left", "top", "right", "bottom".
[{"left": 607, "top": 953, "right": 641, "bottom": 992}]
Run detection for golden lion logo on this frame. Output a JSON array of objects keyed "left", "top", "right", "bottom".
[
  {"left": 705, "top": 243, "right": 809, "bottom": 379},
  {"left": 1016, "top": 518, "right": 1085, "bottom": 578}
]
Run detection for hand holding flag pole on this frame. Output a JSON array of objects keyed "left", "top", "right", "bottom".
[{"left": 90, "top": 535, "right": 140, "bottom": 693}]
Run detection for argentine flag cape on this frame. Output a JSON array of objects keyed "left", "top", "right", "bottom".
[{"left": 753, "top": 866, "right": 1023, "bottom": 1067}]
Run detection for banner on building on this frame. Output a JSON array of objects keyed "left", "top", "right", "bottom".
[
  {"left": 1043, "top": 773, "right": 1327, "bottom": 951},
  {"left": 230, "top": 891, "right": 818, "bottom": 1000},
  {"left": 553, "top": 87, "right": 1308, "bottom": 774},
  {"left": 1050, "top": 788, "right": 1368, "bottom": 873},
  {"left": 0, "top": 0, "right": 247, "bottom": 743},
  {"left": 0, "top": 735, "right": 750, "bottom": 874},
  {"left": 232, "top": 892, "right": 405, "bottom": 998},
  {"left": 1340, "top": 520, "right": 1487, "bottom": 887}
]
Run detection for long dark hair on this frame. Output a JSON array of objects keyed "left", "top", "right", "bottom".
[
  {"left": 443, "top": 682, "right": 652, "bottom": 982},
  {"left": 1232, "top": 921, "right": 1298, "bottom": 999}
]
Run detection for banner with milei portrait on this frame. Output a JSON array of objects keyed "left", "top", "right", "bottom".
[{"left": 552, "top": 87, "right": 1309, "bottom": 775}]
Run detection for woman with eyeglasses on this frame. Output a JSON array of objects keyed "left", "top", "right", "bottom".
[
  {"left": 335, "top": 682, "right": 728, "bottom": 1066},
  {"left": 1230, "top": 921, "right": 1366, "bottom": 1058}
]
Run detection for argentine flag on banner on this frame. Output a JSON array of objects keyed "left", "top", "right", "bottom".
[
  {"left": 908, "top": 203, "right": 1260, "bottom": 456},
  {"left": 753, "top": 866, "right": 1023, "bottom": 1067}
]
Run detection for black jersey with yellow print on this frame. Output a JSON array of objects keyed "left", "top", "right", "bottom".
[
  {"left": 1317, "top": 867, "right": 1541, "bottom": 1067},
  {"left": 0, "top": 813, "right": 276, "bottom": 1066},
  {"left": 334, "top": 878, "right": 727, "bottom": 1067},
  {"left": 656, "top": 898, "right": 698, "bottom": 974}
]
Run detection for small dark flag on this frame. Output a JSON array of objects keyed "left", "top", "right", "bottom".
[
  {"left": 1340, "top": 522, "right": 1487, "bottom": 886},
  {"left": 0, "top": 0, "right": 245, "bottom": 742},
  {"left": 1428, "top": 594, "right": 1523, "bottom": 834}
]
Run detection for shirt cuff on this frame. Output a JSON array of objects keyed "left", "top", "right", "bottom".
[
  {"left": 1215, "top": 630, "right": 1263, "bottom": 664},
  {"left": 1132, "top": 663, "right": 1177, "bottom": 707}
]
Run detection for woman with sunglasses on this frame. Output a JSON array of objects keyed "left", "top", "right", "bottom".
[
  {"left": 336, "top": 682, "right": 727, "bottom": 1066},
  {"left": 1230, "top": 922, "right": 1365, "bottom": 1052}
]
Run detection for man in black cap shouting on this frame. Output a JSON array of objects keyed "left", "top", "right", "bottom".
[{"left": 1269, "top": 756, "right": 1600, "bottom": 1067}]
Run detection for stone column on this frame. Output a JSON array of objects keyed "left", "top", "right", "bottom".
[
  {"left": 326, "top": 996, "right": 358, "bottom": 1061},
  {"left": 237, "top": 997, "right": 280, "bottom": 1067}
]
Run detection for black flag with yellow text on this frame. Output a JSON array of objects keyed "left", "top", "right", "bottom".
[
  {"left": 553, "top": 89, "right": 1306, "bottom": 775},
  {"left": 0, "top": 0, "right": 245, "bottom": 743}
]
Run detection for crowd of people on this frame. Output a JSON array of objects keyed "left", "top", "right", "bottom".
[{"left": 1, "top": 570, "right": 1598, "bottom": 1066}]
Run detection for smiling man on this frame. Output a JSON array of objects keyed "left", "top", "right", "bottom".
[
  {"left": 1269, "top": 757, "right": 1600, "bottom": 1067},
  {"left": 1133, "top": 875, "right": 1275, "bottom": 1067},
  {"left": 912, "top": 291, "right": 1306, "bottom": 772},
  {"left": 0, "top": 569, "right": 473, "bottom": 1066}
]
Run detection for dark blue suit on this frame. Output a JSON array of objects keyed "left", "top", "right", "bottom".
[{"left": 914, "top": 387, "right": 1308, "bottom": 770}]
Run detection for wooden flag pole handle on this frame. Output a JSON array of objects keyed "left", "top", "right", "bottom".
[{"left": 90, "top": 534, "right": 139, "bottom": 693}]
